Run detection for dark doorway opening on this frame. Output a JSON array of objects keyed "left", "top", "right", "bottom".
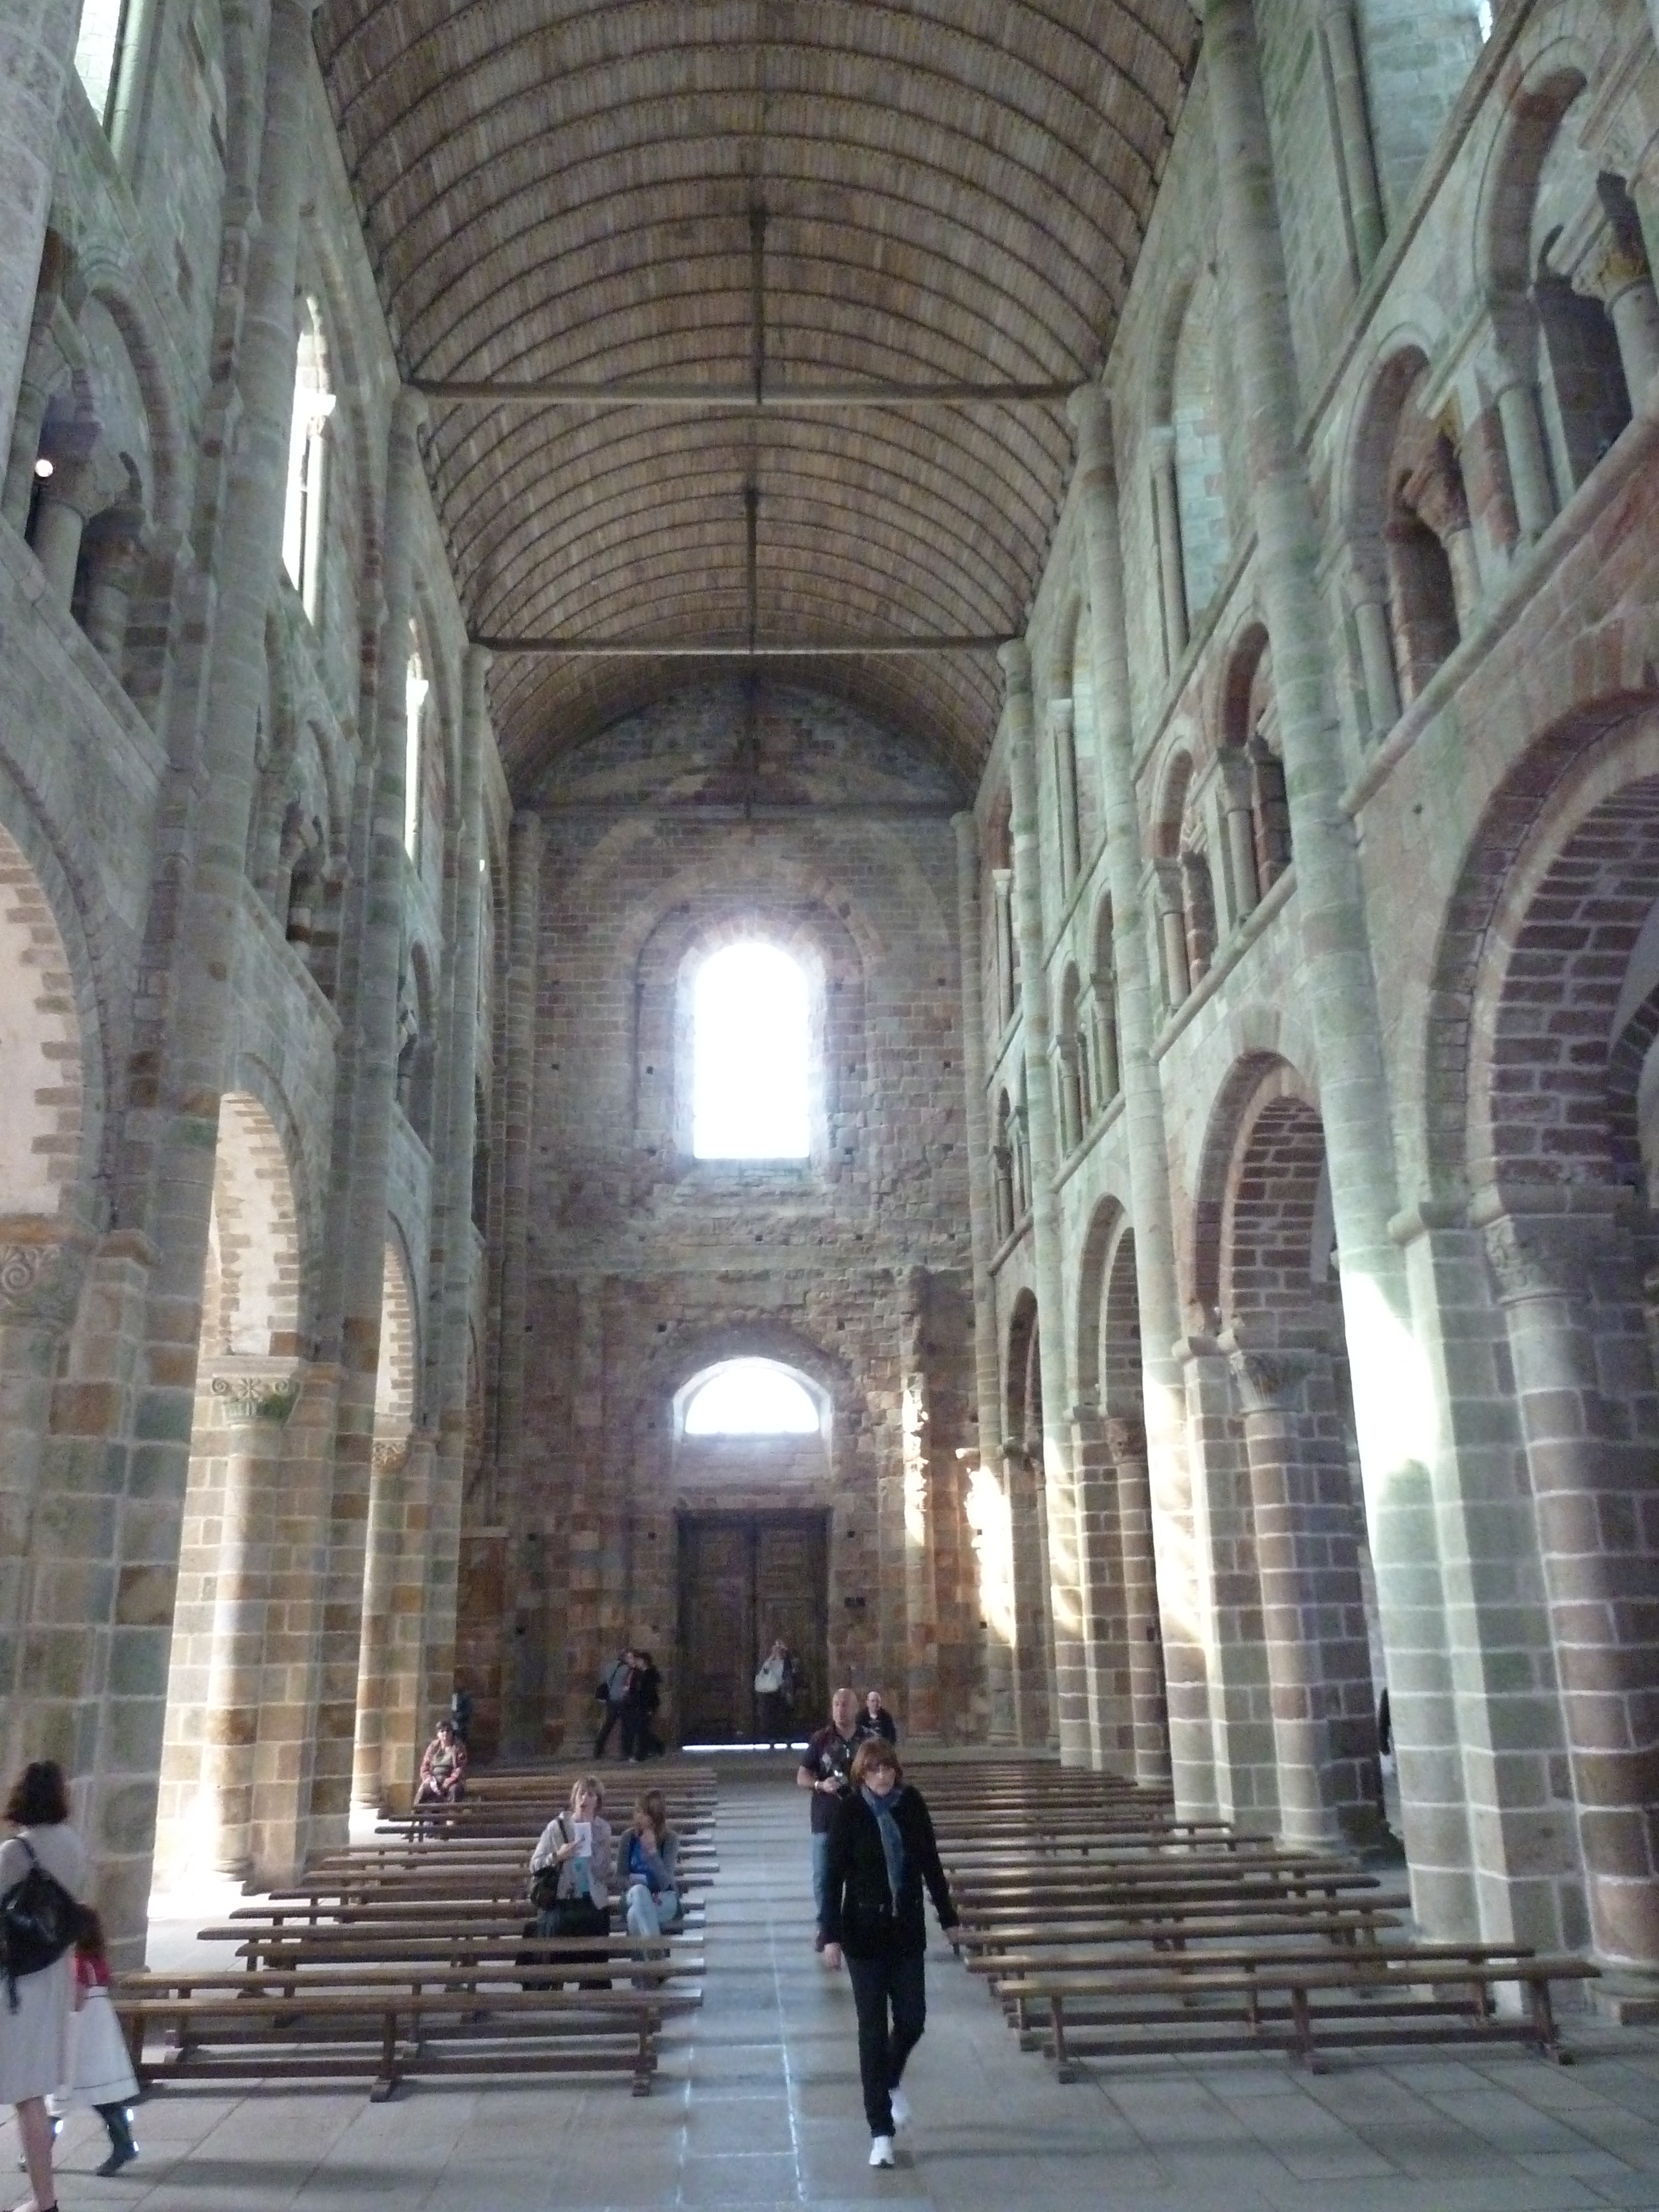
[{"left": 676, "top": 1511, "right": 829, "bottom": 1744}]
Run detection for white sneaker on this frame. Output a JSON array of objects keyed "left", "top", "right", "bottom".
[
  {"left": 869, "top": 2135, "right": 896, "bottom": 2168},
  {"left": 889, "top": 2086, "right": 911, "bottom": 2131}
]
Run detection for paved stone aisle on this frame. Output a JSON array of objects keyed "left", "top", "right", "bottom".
[{"left": 8, "top": 1767, "right": 1659, "bottom": 2210}]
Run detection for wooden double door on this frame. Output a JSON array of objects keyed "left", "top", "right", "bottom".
[{"left": 677, "top": 1511, "right": 829, "bottom": 1744}]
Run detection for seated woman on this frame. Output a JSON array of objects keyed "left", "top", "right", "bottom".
[
  {"left": 414, "top": 1718, "right": 469, "bottom": 1803},
  {"left": 528, "top": 1777, "right": 613, "bottom": 1988},
  {"left": 622, "top": 1788, "right": 682, "bottom": 1938}
]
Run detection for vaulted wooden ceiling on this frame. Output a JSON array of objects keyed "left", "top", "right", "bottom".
[{"left": 315, "top": 1, "right": 1198, "bottom": 792}]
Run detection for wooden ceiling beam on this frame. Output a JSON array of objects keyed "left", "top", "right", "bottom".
[{"left": 412, "top": 378, "right": 1076, "bottom": 409}]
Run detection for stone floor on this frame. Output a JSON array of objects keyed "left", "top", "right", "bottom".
[{"left": 8, "top": 1764, "right": 1659, "bottom": 2212}]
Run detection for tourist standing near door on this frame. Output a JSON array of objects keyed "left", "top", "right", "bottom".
[
  {"left": 754, "top": 1637, "right": 801, "bottom": 1747},
  {"left": 796, "top": 1685, "right": 863, "bottom": 1949},
  {"left": 820, "top": 1738, "right": 960, "bottom": 2168}
]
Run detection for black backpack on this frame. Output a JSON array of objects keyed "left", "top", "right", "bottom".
[{"left": 0, "top": 1842, "right": 86, "bottom": 2012}]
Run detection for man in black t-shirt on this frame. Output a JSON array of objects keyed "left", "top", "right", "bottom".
[{"left": 797, "top": 1686, "right": 862, "bottom": 1951}]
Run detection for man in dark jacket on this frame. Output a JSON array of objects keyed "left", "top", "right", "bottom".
[
  {"left": 797, "top": 1686, "right": 863, "bottom": 1948},
  {"left": 820, "top": 1736, "right": 959, "bottom": 2167}
]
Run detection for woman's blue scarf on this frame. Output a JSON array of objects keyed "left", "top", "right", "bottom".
[{"left": 862, "top": 1783, "right": 907, "bottom": 1908}]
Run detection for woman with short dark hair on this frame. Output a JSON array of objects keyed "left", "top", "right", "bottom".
[
  {"left": 820, "top": 1738, "right": 959, "bottom": 2169},
  {"left": 1, "top": 1760, "right": 92, "bottom": 2212}
]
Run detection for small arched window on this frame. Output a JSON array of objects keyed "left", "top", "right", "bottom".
[
  {"left": 282, "top": 299, "right": 333, "bottom": 623},
  {"left": 682, "top": 1359, "right": 823, "bottom": 1436},
  {"left": 74, "top": 0, "right": 130, "bottom": 128},
  {"left": 692, "top": 942, "right": 810, "bottom": 1160}
]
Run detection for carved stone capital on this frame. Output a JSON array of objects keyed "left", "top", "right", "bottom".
[
  {"left": 1222, "top": 1333, "right": 1314, "bottom": 1415},
  {"left": 1103, "top": 1415, "right": 1146, "bottom": 1464},
  {"left": 1480, "top": 1211, "right": 1608, "bottom": 1305},
  {"left": 208, "top": 1359, "right": 304, "bottom": 1425},
  {"left": 0, "top": 1221, "right": 91, "bottom": 1329},
  {"left": 372, "top": 1434, "right": 412, "bottom": 1474}
]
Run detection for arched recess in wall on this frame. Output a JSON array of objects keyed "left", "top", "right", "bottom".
[
  {"left": 1192, "top": 1052, "right": 1382, "bottom": 1847},
  {"left": 156, "top": 1088, "right": 306, "bottom": 1884},
  {"left": 1426, "top": 696, "right": 1659, "bottom": 1968},
  {"left": 398, "top": 941, "right": 439, "bottom": 1147},
  {"left": 1218, "top": 626, "right": 1292, "bottom": 926},
  {"left": 1477, "top": 54, "right": 1658, "bottom": 544},
  {"left": 1150, "top": 745, "right": 1215, "bottom": 1008},
  {"left": 375, "top": 1233, "right": 419, "bottom": 1460},
  {"left": 1344, "top": 343, "right": 1474, "bottom": 735},
  {"left": 1149, "top": 263, "right": 1233, "bottom": 674}
]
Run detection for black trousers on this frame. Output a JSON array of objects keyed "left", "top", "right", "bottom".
[
  {"left": 594, "top": 1700, "right": 623, "bottom": 1755},
  {"left": 845, "top": 1950, "right": 926, "bottom": 2137}
]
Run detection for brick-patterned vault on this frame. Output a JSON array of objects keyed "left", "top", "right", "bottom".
[{"left": 314, "top": 0, "right": 1198, "bottom": 790}]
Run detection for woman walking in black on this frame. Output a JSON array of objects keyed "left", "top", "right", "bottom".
[{"left": 820, "top": 1737, "right": 959, "bottom": 2168}]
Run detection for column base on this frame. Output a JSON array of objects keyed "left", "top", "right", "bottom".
[{"left": 1591, "top": 1972, "right": 1659, "bottom": 2026}]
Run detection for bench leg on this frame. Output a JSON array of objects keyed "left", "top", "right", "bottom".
[
  {"left": 1290, "top": 1985, "right": 1323, "bottom": 2073},
  {"left": 1526, "top": 1976, "right": 1566, "bottom": 2063},
  {"left": 1052, "top": 1997, "right": 1080, "bottom": 2084},
  {"left": 372, "top": 2008, "right": 401, "bottom": 2101}
]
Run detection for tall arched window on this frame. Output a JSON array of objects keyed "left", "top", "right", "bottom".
[
  {"left": 282, "top": 299, "right": 333, "bottom": 623},
  {"left": 691, "top": 942, "right": 810, "bottom": 1160},
  {"left": 73, "top": 0, "right": 130, "bottom": 128},
  {"left": 404, "top": 623, "right": 427, "bottom": 862}
]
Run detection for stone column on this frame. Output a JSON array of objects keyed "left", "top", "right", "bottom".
[
  {"left": 990, "top": 867, "right": 1014, "bottom": 1030},
  {"left": 1069, "top": 386, "right": 1212, "bottom": 1817},
  {"left": 349, "top": 1437, "right": 405, "bottom": 1813},
  {"left": 899, "top": 1266, "right": 941, "bottom": 1739},
  {"left": 1576, "top": 237, "right": 1659, "bottom": 408},
  {"left": 1319, "top": 0, "right": 1385, "bottom": 276},
  {"left": 18, "top": 0, "right": 320, "bottom": 1944},
  {"left": 1001, "top": 639, "right": 1089, "bottom": 1764},
  {"left": 421, "top": 645, "right": 491, "bottom": 1737},
  {"left": 1200, "top": 0, "right": 1460, "bottom": 1878},
  {"left": 1104, "top": 1417, "right": 1170, "bottom": 1785},
  {"left": 0, "top": 0, "right": 81, "bottom": 468},
  {"left": 494, "top": 810, "right": 542, "bottom": 1745},
  {"left": 382, "top": 1428, "right": 437, "bottom": 1803},
  {"left": 1089, "top": 971, "right": 1119, "bottom": 1103},
  {"left": 1480, "top": 1198, "right": 1659, "bottom": 1968},
  {"left": 1070, "top": 1404, "right": 1133, "bottom": 1767},
  {"left": 82, "top": 512, "right": 145, "bottom": 672},
  {"left": 1348, "top": 568, "right": 1401, "bottom": 738},
  {"left": 952, "top": 812, "right": 1017, "bottom": 1741},
  {"left": 31, "top": 457, "right": 95, "bottom": 606},
  {"left": 1050, "top": 698, "right": 1080, "bottom": 891},
  {"left": 1149, "top": 427, "right": 1188, "bottom": 666},
  {"left": 1154, "top": 860, "right": 1189, "bottom": 1007},
  {"left": 196, "top": 1361, "right": 299, "bottom": 1877},
  {"left": 338, "top": 386, "right": 427, "bottom": 1822},
  {"left": 0, "top": 1219, "right": 91, "bottom": 1770},
  {"left": 1488, "top": 344, "right": 1556, "bottom": 546}
]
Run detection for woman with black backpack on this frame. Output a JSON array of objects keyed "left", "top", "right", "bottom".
[{"left": 1, "top": 1761, "right": 92, "bottom": 2212}]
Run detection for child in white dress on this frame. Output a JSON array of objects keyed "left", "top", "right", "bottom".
[{"left": 50, "top": 1914, "right": 138, "bottom": 2178}]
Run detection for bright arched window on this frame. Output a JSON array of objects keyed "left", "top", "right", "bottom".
[
  {"left": 283, "top": 299, "right": 334, "bottom": 623},
  {"left": 404, "top": 623, "right": 428, "bottom": 861},
  {"left": 683, "top": 1360, "right": 821, "bottom": 1436},
  {"left": 692, "top": 942, "right": 810, "bottom": 1159},
  {"left": 74, "top": 0, "right": 129, "bottom": 127}
]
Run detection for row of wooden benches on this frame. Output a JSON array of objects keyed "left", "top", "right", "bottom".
[
  {"left": 113, "top": 1763, "right": 719, "bottom": 2098},
  {"left": 912, "top": 1761, "right": 1598, "bottom": 2079}
]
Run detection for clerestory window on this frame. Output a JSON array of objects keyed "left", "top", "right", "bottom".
[
  {"left": 691, "top": 941, "right": 810, "bottom": 1160},
  {"left": 282, "top": 299, "right": 334, "bottom": 623},
  {"left": 73, "top": 0, "right": 131, "bottom": 129},
  {"left": 681, "top": 1359, "right": 822, "bottom": 1436}
]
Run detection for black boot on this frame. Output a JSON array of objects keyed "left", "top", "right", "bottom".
[{"left": 95, "top": 2104, "right": 138, "bottom": 2178}]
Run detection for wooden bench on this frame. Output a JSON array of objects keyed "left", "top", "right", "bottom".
[
  {"left": 114, "top": 1965, "right": 696, "bottom": 2097},
  {"left": 994, "top": 1946, "right": 1599, "bottom": 2077},
  {"left": 200, "top": 1923, "right": 706, "bottom": 1988}
]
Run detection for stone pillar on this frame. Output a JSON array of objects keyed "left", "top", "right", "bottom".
[
  {"left": 196, "top": 1361, "right": 299, "bottom": 1877},
  {"left": 1104, "top": 1417, "right": 1170, "bottom": 1786},
  {"left": 82, "top": 513, "right": 145, "bottom": 671},
  {"left": 952, "top": 812, "right": 1017, "bottom": 1741},
  {"left": 1319, "top": 0, "right": 1385, "bottom": 276},
  {"left": 990, "top": 867, "right": 1014, "bottom": 1030},
  {"left": 1222, "top": 774, "right": 1259, "bottom": 923},
  {"left": 31, "top": 458, "right": 95, "bottom": 605},
  {"left": 494, "top": 809, "right": 542, "bottom": 1746},
  {"left": 1070, "top": 1405, "right": 1133, "bottom": 1767},
  {"left": 16, "top": 0, "right": 320, "bottom": 1947},
  {"left": 382, "top": 1428, "right": 437, "bottom": 1803},
  {"left": 1001, "top": 639, "right": 1088, "bottom": 1765},
  {"left": 0, "top": 0, "right": 81, "bottom": 469},
  {"left": 1069, "top": 386, "right": 1210, "bottom": 1816},
  {"left": 350, "top": 1436, "right": 406, "bottom": 1813},
  {"left": 1149, "top": 426, "right": 1188, "bottom": 666},
  {"left": 0, "top": 1219, "right": 91, "bottom": 1771},
  {"left": 1348, "top": 571, "right": 1402, "bottom": 739},
  {"left": 1050, "top": 698, "right": 1080, "bottom": 892},
  {"left": 1492, "top": 367, "right": 1555, "bottom": 545},
  {"left": 899, "top": 1266, "right": 941, "bottom": 1739},
  {"left": 1089, "top": 970, "right": 1119, "bottom": 1103},
  {"left": 1200, "top": 0, "right": 1461, "bottom": 1875},
  {"left": 1154, "top": 860, "right": 1188, "bottom": 1007},
  {"left": 334, "top": 386, "right": 427, "bottom": 1823},
  {"left": 1576, "top": 237, "right": 1659, "bottom": 408},
  {"left": 1480, "top": 1198, "right": 1659, "bottom": 1968},
  {"left": 421, "top": 645, "right": 491, "bottom": 1737}
]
